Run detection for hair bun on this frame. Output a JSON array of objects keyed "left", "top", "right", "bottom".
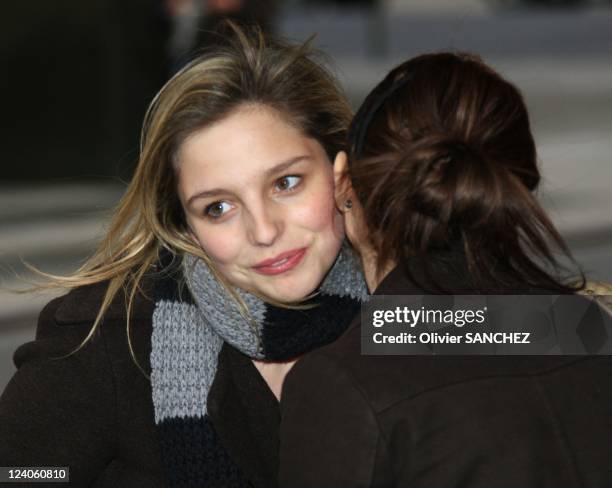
[
  {"left": 443, "top": 140, "right": 484, "bottom": 167},
  {"left": 400, "top": 136, "right": 494, "bottom": 229}
]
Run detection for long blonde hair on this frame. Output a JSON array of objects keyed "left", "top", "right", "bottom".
[{"left": 28, "top": 23, "right": 352, "bottom": 376}]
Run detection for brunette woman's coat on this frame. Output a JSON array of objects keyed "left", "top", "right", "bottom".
[
  {"left": 0, "top": 280, "right": 280, "bottom": 487},
  {"left": 279, "top": 253, "right": 612, "bottom": 488}
]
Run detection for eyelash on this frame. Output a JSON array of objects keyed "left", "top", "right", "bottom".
[{"left": 203, "top": 174, "right": 303, "bottom": 221}]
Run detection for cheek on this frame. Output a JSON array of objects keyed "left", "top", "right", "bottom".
[
  {"left": 191, "top": 223, "right": 242, "bottom": 266},
  {"left": 293, "top": 181, "right": 344, "bottom": 237}
]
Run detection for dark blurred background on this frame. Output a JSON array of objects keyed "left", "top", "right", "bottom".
[{"left": 1, "top": 0, "right": 611, "bottom": 390}]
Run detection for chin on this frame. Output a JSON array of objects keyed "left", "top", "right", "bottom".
[
  {"left": 268, "top": 283, "right": 316, "bottom": 304},
  {"left": 262, "top": 273, "right": 320, "bottom": 304}
]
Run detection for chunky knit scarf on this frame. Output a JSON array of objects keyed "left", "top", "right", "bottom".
[{"left": 151, "top": 243, "right": 368, "bottom": 487}]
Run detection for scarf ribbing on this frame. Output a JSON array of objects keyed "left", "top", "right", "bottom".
[{"left": 151, "top": 242, "right": 368, "bottom": 487}]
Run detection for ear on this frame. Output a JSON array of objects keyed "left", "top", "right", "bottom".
[{"left": 333, "top": 151, "right": 353, "bottom": 209}]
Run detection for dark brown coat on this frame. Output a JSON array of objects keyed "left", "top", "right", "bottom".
[
  {"left": 279, "top": 262, "right": 612, "bottom": 487},
  {"left": 0, "top": 281, "right": 279, "bottom": 487}
]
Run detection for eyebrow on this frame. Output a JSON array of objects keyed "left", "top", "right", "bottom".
[{"left": 186, "top": 155, "right": 310, "bottom": 206}]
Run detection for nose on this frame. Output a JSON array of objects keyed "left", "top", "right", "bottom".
[{"left": 245, "top": 203, "right": 282, "bottom": 247}]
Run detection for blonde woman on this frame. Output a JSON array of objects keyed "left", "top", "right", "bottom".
[{"left": 0, "top": 25, "right": 368, "bottom": 487}]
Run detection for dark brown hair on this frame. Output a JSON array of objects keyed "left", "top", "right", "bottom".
[{"left": 347, "top": 52, "right": 583, "bottom": 292}]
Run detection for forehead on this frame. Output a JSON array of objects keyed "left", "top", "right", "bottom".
[{"left": 176, "top": 106, "right": 322, "bottom": 193}]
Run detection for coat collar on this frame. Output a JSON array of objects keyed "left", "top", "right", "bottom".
[
  {"left": 207, "top": 345, "right": 280, "bottom": 487},
  {"left": 373, "top": 244, "right": 473, "bottom": 296},
  {"left": 53, "top": 278, "right": 155, "bottom": 325},
  {"left": 372, "top": 244, "right": 563, "bottom": 296}
]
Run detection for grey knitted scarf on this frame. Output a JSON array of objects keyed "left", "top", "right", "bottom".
[{"left": 150, "top": 242, "right": 368, "bottom": 487}]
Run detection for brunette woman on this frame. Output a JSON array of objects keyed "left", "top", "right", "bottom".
[
  {"left": 279, "top": 52, "right": 612, "bottom": 487},
  {"left": 0, "top": 25, "right": 368, "bottom": 487}
]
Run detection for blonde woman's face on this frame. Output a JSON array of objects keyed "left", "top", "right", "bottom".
[{"left": 176, "top": 105, "right": 345, "bottom": 303}]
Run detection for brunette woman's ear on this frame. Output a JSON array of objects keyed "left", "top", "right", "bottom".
[{"left": 333, "top": 151, "right": 353, "bottom": 211}]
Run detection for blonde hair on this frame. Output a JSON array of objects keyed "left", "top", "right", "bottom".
[{"left": 27, "top": 23, "right": 352, "bottom": 377}]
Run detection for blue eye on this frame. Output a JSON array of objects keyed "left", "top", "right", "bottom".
[
  {"left": 204, "top": 201, "right": 232, "bottom": 219},
  {"left": 275, "top": 175, "right": 301, "bottom": 192}
]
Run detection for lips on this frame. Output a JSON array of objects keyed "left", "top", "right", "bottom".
[{"left": 252, "top": 248, "right": 307, "bottom": 276}]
